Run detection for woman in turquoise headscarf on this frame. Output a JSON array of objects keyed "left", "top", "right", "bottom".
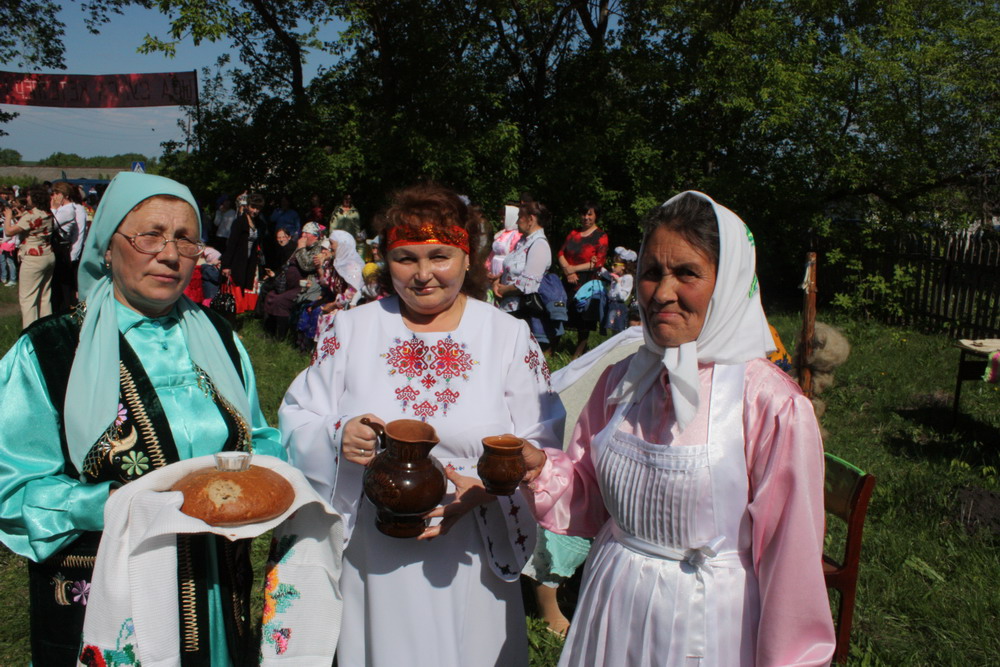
[{"left": 0, "top": 172, "right": 284, "bottom": 666}]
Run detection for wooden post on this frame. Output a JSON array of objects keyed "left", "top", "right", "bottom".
[{"left": 799, "top": 252, "right": 818, "bottom": 397}]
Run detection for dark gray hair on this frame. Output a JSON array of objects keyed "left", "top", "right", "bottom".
[{"left": 640, "top": 193, "right": 719, "bottom": 267}]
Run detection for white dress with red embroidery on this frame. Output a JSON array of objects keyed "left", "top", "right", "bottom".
[{"left": 280, "top": 295, "right": 565, "bottom": 666}]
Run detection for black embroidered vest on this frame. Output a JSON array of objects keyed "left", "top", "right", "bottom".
[{"left": 24, "top": 308, "right": 256, "bottom": 667}]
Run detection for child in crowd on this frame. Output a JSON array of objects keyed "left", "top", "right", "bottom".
[
  {"left": 182, "top": 246, "right": 221, "bottom": 306},
  {"left": 600, "top": 246, "right": 636, "bottom": 333},
  {"left": 360, "top": 261, "right": 387, "bottom": 303},
  {"left": 200, "top": 247, "right": 223, "bottom": 305}
]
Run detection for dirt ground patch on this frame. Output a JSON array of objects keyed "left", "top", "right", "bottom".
[
  {"left": 0, "top": 302, "right": 17, "bottom": 318},
  {"left": 957, "top": 486, "right": 1000, "bottom": 536}
]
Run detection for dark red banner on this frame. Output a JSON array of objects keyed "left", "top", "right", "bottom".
[{"left": 0, "top": 70, "right": 198, "bottom": 108}]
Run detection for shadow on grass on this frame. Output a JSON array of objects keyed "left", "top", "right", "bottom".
[{"left": 888, "top": 403, "right": 1000, "bottom": 469}]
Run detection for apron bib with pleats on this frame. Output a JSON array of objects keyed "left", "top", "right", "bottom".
[{"left": 558, "top": 363, "right": 760, "bottom": 667}]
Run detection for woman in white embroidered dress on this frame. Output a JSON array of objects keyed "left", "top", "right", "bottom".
[
  {"left": 522, "top": 191, "right": 835, "bottom": 666},
  {"left": 280, "top": 183, "right": 564, "bottom": 666}
]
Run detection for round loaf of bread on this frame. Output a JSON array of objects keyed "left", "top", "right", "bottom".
[{"left": 172, "top": 465, "right": 295, "bottom": 526}]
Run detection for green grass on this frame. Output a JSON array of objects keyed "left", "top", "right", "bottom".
[
  {"left": 769, "top": 312, "right": 1000, "bottom": 666},
  {"left": 2, "top": 294, "right": 999, "bottom": 664}
]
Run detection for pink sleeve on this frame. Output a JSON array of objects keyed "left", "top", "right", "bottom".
[
  {"left": 527, "top": 366, "right": 619, "bottom": 537},
  {"left": 744, "top": 361, "right": 836, "bottom": 666}
]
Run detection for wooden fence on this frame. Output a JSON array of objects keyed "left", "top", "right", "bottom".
[{"left": 868, "top": 232, "right": 1000, "bottom": 339}]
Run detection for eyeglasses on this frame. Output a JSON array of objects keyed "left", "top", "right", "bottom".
[{"left": 115, "top": 231, "right": 205, "bottom": 258}]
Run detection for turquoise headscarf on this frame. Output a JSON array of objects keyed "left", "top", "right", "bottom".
[{"left": 65, "top": 172, "right": 252, "bottom": 473}]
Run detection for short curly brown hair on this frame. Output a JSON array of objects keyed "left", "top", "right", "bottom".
[{"left": 375, "top": 183, "right": 488, "bottom": 300}]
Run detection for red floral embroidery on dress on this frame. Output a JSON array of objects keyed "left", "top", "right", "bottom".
[
  {"left": 412, "top": 400, "right": 438, "bottom": 418},
  {"left": 383, "top": 334, "right": 478, "bottom": 419},
  {"left": 435, "top": 388, "right": 460, "bottom": 405},
  {"left": 322, "top": 336, "right": 340, "bottom": 357},
  {"left": 395, "top": 386, "right": 420, "bottom": 403},
  {"left": 429, "top": 338, "right": 474, "bottom": 380},
  {"left": 541, "top": 358, "right": 552, "bottom": 389},
  {"left": 311, "top": 333, "right": 341, "bottom": 365},
  {"left": 383, "top": 336, "right": 430, "bottom": 378},
  {"left": 524, "top": 343, "right": 554, "bottom": 392}
]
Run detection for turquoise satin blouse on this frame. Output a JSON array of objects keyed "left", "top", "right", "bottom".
[
  {"left": 0, "top": 302, "right": 283, "bottom": 562},
  {"left": 0, "top": 303, "right": 283, "bottom": 666}
]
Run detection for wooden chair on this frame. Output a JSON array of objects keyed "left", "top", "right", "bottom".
[{"left": 823, "top": 453, "right": 877, "bottom": 665}]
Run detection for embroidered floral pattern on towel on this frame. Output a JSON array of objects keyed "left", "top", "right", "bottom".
[
  {"left": 262, "top": 535, "right": 301, "bottom": 656},
  {"left": 79, "top": 618, "right": 140, "bottom": 666}
]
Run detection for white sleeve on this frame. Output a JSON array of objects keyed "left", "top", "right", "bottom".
[
  {"left": 511, "top": 238, "right": 552, "bottom": 295},
  {"left": 71, "top": 204, "right": 88, "bottom": 261},
  {"left": 471, "top": 317, "right": 566, "bottom": 580},
  {"left": 506, "top": 318, "right": 565, "bottom": 449},
  {"left": 53, "top": 205, "right": 76, "bottom": 240},
  {"left": 619, "top": 274, "right": 634, "bottom": 301},
  {"left": 280, "top": 312, "right": 352, "bottom": 505}
]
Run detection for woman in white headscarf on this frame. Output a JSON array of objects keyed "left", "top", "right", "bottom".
[
  {"left": 486, "top": 204, "right": 522, "bottom": 279},
  {"left": 522, "top": 192, "right": 835, "bottom": 666},
  {"left": 308, "top": 229, "right": 365, "bottom": 342},
  {"left": 0, "top": 172, "right": 284, "bottom": 665}
]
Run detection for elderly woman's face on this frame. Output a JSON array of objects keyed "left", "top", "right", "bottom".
[
  {"left": 105, "top": 197, "right": 199, "bottom": 318},
  {"left": 516, "top": 212, "right": 536, "bottom": 235},
  {"left": 637, "top": 226, "right": 716, "bottom": 348},
  {"left": 388, "top": 242, "right": 469, "bottom": 319}
]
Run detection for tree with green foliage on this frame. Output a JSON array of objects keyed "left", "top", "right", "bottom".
[
  {"left": 136, "top": 0, "right": 1000, "bottom": 297},
  {"left": 0, "top": 149, "right": 22, "bottom": 166},
  {"left": 35, "top": 151, "right": 156, "bottom": 169}
]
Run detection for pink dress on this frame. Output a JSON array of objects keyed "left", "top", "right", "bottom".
[
  {"left": 530, "top": 357, "right": 834, "bottom": 666},
  {"left": 488, "top": 228, "right": 522, "bottom": 276}
]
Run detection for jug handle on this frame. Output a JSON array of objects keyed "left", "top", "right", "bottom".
[{"left": 360, "top": 417, "right": 386, "bottom": 449}]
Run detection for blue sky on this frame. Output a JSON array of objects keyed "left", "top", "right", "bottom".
[{"left": 0, "top": 4, "right": 343, "bottom": 161}]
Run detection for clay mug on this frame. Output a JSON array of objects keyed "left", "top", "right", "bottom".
[
  {"left": 361, "top": 418, "right": 446, "bottom": 538},
  {"left": 478, "top": 435, "right": 527, "bottom": 496}
]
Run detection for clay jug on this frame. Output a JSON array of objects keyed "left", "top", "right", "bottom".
[
  {"left": 478, "top": 435, "right": 527, "bottom": 496},
  {"left": 361, "top": 418, "right": 446, "bottom": 538}
]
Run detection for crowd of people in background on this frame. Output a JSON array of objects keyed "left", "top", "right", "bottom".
[
  {"left": 0, "top": 181, "right": 640, "bottom": 360},
  {"left": 1, "top": 181, "right": 98, "bottom": 329},
  {"left": 178, "top": 186, "right": 640, "bottom": 361}
]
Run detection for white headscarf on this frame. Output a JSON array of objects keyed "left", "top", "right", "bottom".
[
  {"left": 503, "top": 205, "right": 519, "bottom": 231},
  {"left": 329, "top": 229, "right": 364, "bottom": 292},
  {"left": 608, "top": 191, "right": 774, "bottom": 431}
]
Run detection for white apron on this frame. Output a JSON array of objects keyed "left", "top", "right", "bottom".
[{"left": 558, "top": 363, "right": 760, "bottom": 667}]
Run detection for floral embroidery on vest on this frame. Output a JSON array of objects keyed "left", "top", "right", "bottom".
[
  {"left": 52, "top": 572, "right": 90, "bottom": 606},
  {"left": 120, "top": 451, "right": 149, "bottom": 477},
  {"left": 381, "top": 334, "right": 478, "bottom": 419}
]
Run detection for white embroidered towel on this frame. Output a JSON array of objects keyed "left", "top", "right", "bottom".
[{"left": 78, "top": 454, "right": 343, "bottom": 667}]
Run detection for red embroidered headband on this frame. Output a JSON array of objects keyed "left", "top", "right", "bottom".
[{"left": 386, "top": 222, "right": 470, "bottom": 254}]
